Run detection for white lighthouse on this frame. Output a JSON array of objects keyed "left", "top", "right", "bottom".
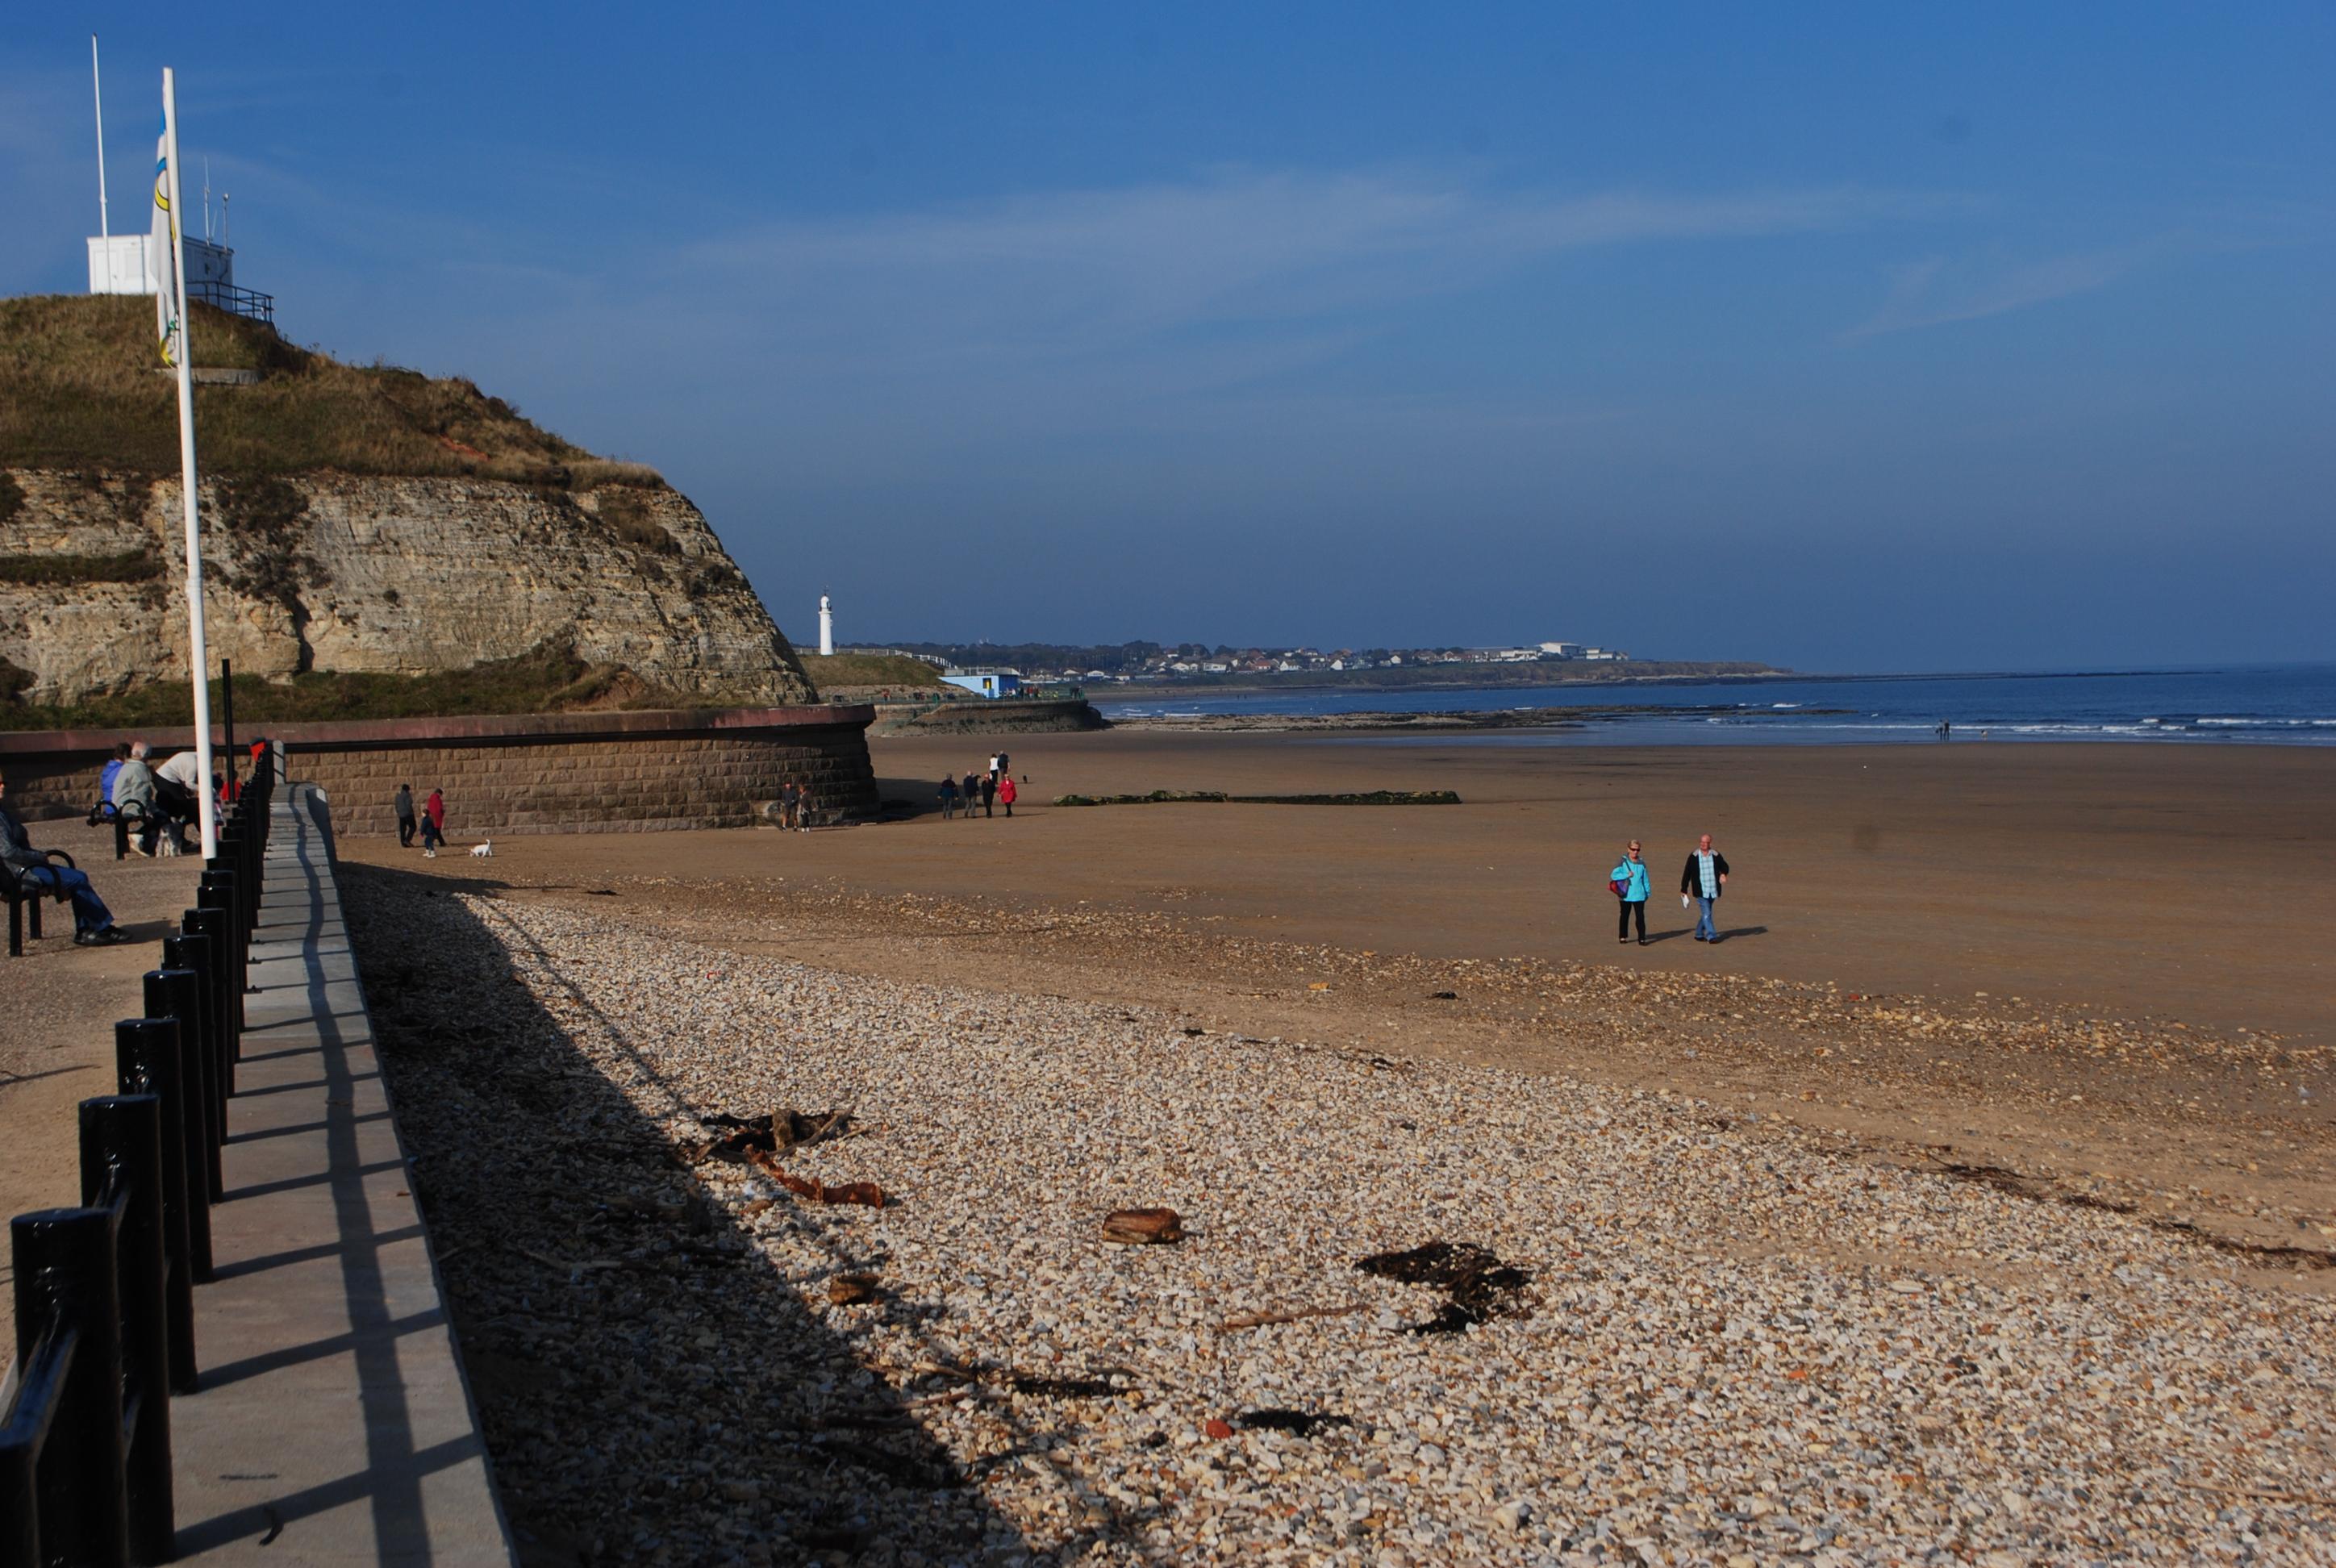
[{"left": 817, "top": 594, "right": 834, "bottom": 657}]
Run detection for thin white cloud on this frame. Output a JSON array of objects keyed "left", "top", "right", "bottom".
[
  {"left": 670, "top": 170, "right": 1971, "bottom": 360},
  {"left": 1847, "top": 241, "right": 2163, "bottom": 336}
]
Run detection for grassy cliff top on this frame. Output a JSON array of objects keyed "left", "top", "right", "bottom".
[
  {"left": 0, "top": 643, "right": 703, "bottom": 732},
  {"left": 798, "top": 653, "right": 951, "bottom": 693},
  {"left": 0, "top": 294, "right": 657, "bottom": 487}
]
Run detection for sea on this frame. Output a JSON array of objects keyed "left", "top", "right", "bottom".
[{"left": 1095, "top": 663, "right": 2336, "bottom": 747}]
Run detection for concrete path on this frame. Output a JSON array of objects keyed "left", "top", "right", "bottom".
[{"left": 169, "top": 785, "right": 512, "bottom": 1564}]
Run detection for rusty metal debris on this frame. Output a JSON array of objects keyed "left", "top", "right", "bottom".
[
  {"left": 745, "top": 1148, "right": 886, "bottom": 1207},
  {"left": 1354, "top": 1240, "right": 1533, "bottom": 1333},
  {"left": 1101, "top": 1207, "right": 1184, "bottom": 1245}
]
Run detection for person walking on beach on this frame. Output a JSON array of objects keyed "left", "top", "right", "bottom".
[
  {"left": 979, "top": 770, "right": 997, "bottom": 818},
  {"left": 1679, "top": 832, "right": 1729, "bottom": 943},
  {"left": 420, "top": 788, "right": 447, "bottom": 857},
  {"left": 938, "top": 774, "right": 959, "bottom": 820},
  {"left": 962, "top": 769, "right": 982, "bottom": 821},
  {"left": 998, "top": 773, "right": 1018, "bottom": 818},
  {"left": 779, "top": 778, "right": 799, "bottom": 832},
  {"left": 394, "top": 783, "right": 418, "bottom": 848},
  {"left": 1610, "top": 840, "right": 1651, "bottom": 945}
]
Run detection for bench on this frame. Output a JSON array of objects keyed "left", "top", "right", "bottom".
[
  {"left": 3, "top": 847, "right": 76, "bottom": 956},
  {"left": 89, "top": 798, "right": 152, "bottom": 860}
]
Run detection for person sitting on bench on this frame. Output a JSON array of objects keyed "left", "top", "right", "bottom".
[
  {"left": 2, "top": 775, "right": 127, "bottom": 945},
  {"left": 112, "top": 742, "right": 161, "bottom": 856},
  {"left": 96, "top": 743, "right": 131, "bottom": 818},
  {"left": 154, "top": 749, "right": 206, "bottom": 847}
]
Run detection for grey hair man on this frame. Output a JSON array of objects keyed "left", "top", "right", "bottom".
[{"left": 1679, "top": 832, "right": 1731, "bottom": 944}]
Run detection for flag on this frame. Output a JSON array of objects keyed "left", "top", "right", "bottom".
[{"left": 152, "top": 112, "right": 180, "bottom": 367}]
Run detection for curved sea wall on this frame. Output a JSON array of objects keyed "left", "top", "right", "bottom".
[
  {"left": 0, "top": 705, "right": 876, "bottom": 834},
  {"left": 870, "top": 696, "right": 1106, "bottom": 736}
]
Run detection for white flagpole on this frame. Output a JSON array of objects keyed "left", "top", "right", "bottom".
[
  {"left": 92, "top": 38, "right": 109, "bottom": 241},
  {"left": 162, "top": 68, "right": 219, "bottom": 859}
]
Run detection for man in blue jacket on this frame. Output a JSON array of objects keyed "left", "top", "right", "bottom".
[
  {"left": 2, "top": 775, "right": 127, "bottom": 945},
  {"left": 1680, "top": 833, "right": 1730, "bottom": 943}
]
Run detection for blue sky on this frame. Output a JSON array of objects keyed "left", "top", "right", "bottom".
[{"left": 5, "top": 5, "right": 2332, "bottom": 670}]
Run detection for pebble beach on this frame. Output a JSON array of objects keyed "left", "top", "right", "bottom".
[{"left": 348, "top": 875, "right": 2335, "bottom": 1566}]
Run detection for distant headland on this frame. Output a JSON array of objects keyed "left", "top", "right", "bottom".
[{"left": 845, "top": 637, "right": 1783, "bottom": 695}]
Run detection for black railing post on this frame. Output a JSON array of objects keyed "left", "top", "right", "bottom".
[
  {"left": 197, "top": 874, "right": 244, "bottom": 1031},
  {"left": 80, "top": 1094, "right": 175, "bottom": 1563},
  {"left": 10, "top": 1207, "right": 130, "bottom": 1568},
  {"left": 183, "top": 908, "right": 236, "bottom": 1086},
  {"left": 115, "top": 1019, "right": 200, "bottom": 1379},
  {"left": 161, "top": 931, "right": 227, "bottom": 1134},
  {"left": 0, "top": 1404, "right": 37, "bottom": 1568},
  {"left": 219, "top": 832, "right": 251, "bottom": 939},
  {"left": 146, "top": 967, "right": 221, "bottom": 1204},
  {"left": 219, "top": 659, "right": 235, "bottom": 802}
]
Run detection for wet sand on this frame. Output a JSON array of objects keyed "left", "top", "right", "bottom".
[{"left": 518, "top": 732, "right": 2330, "bottom": 1044}]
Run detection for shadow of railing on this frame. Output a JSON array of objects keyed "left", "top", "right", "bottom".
[{"left": 340, "top": 862, "right": 1040, "bottom": 1564}]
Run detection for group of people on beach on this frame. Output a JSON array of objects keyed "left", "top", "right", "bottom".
[
  {"left": 774, "top": 778, "right": 820, "bottom": 832},
  {"left": 939, "top": 753, "right": 1019, "bottom": 820},
  {"left": 98, "top": 738, "right": 229, "bottom": 856},
  {"left": 1609, "top": 833, "right": 1732, "bottom": 945},
  {"left": 392, "top": 784, "right": 448, "bottom": 856}
]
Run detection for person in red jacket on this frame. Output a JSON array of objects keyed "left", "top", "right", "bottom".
[
  {"left": 420, "top": 788, "right": 448, "bottom": 856},
  {"left": 997, "top": 774, "right": 1019, "bottom": 818}
]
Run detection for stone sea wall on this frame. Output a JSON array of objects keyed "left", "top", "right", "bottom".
[
  {"left": 0, "top": 706, "right": 876, "bottom": 835},
  {"left": 870, "top": 696, "right": 1107, "bottom": 736}
]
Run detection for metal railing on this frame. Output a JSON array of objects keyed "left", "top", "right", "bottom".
[
  {"left": 186, "top": 280, "right": 275, "bottom": 327},
  {"left": 0, "top": 748, "right": 276, "bottom": 1567}
]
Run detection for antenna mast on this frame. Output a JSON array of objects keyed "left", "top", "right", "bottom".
[{"left": 91, "top": 35, "right": 109, "bottom": 240}]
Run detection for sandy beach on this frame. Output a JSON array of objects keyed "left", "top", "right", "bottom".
[
  {"left": 327, "top": 727, "right": 2336, "bottom": 1560},
  {"left": 8, "top": 733, "right": 2332, "bottom": 1560},
  {"left": 331, "top": 732, "right": 2334, "bottom": 1294}
]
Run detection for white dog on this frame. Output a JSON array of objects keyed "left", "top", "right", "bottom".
[{"left": 469, "top": 840, "right": 494, "bottom": 858}]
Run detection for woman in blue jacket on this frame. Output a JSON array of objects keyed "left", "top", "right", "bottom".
[{"left": 1610, "top": 840, "right": 1651, "bottom": 945}]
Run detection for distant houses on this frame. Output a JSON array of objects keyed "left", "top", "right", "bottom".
[{"left": 842, "top": 638, "right": 1630, "bottom": 686}]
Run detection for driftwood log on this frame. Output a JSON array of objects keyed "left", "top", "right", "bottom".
[{"left": 1101, "top": 1207, "right": 1185, "bottom": 1245}]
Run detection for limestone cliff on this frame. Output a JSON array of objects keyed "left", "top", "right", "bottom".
[
  {"left": 0, "top": 294, "right": 815, "bottom": 711},
  {"left": 0, "top": 468, "right": 815, "bottom": 706}
]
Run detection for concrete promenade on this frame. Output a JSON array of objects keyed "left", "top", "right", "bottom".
[{"left": 169, "top": 785, "right": 511, "bottom": 1564}]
